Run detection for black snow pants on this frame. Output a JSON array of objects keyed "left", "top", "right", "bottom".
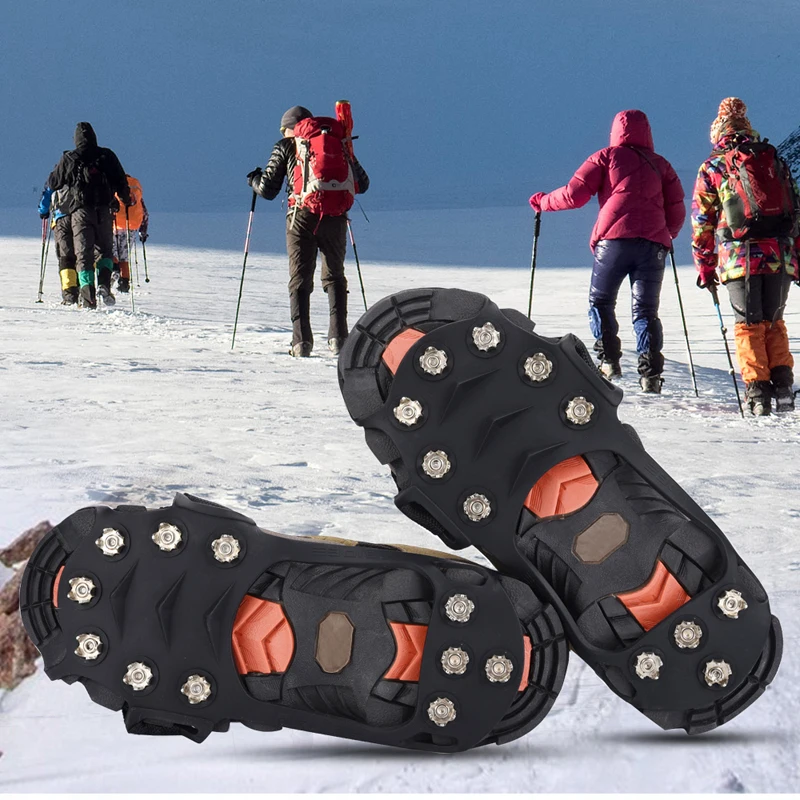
[
  {"left": 72, "top": 206, "right": 114, "bottom": 288},
  {"left": 588, "top": 237, "right": 668, "bottom": 377},
  {"left": 53, "top": 216, "right": 77, "bottom": 292},
  {"left": 285, "top": 208, "right": 348, "bottom": 347}
]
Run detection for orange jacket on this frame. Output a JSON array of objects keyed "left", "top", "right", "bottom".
[{"left": 115, "top": 176, "right": 145, "bottom": 230}]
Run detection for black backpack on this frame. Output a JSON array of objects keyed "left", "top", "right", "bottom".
[{"left": 76, "top": 152, "right": 111, "bottom": 207}]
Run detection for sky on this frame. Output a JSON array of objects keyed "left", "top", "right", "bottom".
[{"left": 2, "top": 0, "right": 799, "bottom": 215}]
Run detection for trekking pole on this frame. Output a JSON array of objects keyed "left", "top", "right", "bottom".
[
  {"left": 346, "top": 218, "right": 368, "bottom": 311},
  {"left": 132, "top": 236, "right": 141, "bottom": 287},
  {"left": 125, "top": 210, "right": 135, "bottom": 313},
  {"left": 141, "top": 239, "right": 150, "bottom": 282},
  {"left": 527, "top": 212, "right": 541, "bottom": 319},
  {"left": 232, "top": 192, "right": 257, "bottom": 350},
  {"left": 669, "top": 248, "right": 699, "bottom": 397},
  {"left": 709, "top": 284, "right": 744, "bottom": 418},
  {"left": 37, "top": 218, "right": 52, "bottom": 302}
]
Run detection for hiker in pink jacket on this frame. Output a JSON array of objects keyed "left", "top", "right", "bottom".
[{"left": 530, "top": 109, "right": 686, "bottom": 392}]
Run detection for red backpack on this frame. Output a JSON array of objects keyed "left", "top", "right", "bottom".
[
  {"left": 291, "top": 117, "right": 356, "bottom": 217},
  {"left": 722, "top": 140, "right": 795, "bottom": 240}
]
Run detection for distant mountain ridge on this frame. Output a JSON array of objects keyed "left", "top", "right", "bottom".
[{"left": 778, "top": 126, "right": 800, "bottom": 180}]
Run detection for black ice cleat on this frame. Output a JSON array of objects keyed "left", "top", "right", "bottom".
[
  {"left": 338, "top": 287, "right": 782, "bottom": 735},
  {"left": 20, "top": 493, "right": 567, "bottom": 752}
]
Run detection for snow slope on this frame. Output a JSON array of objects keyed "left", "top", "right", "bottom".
[{"left": 0, "top": 228, "right": 798, "bottom": 793}]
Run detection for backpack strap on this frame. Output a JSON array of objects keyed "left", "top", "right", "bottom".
[{"left": 624, "top": 144, "right": 660, "bottom": 175}]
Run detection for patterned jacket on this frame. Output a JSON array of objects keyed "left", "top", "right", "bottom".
[{"left": 691, "top": 131, "right": 800, "bottom": 282}]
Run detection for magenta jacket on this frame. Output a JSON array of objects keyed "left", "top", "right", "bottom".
[{"left": 536, "top": 110, "right": 686, "bottom": 251}]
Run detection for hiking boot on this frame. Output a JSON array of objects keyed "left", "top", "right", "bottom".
[
  {"left": 78, "top": 285, "right": 96, "bottom": 309},
  {"left": 772, "top": 386, "right": 795, "bottom": 413},
  {"left": 599, "top": 360, "right": 622, "bottom": 380},
  {"left": 328, "top": 337, "right": 347, "bottom": 356},
  {"left": 745, "top": 381, "right": 771, "bottom": 417},
  {"left": 770, "top": 366, "right": 794, "bottom": 413},
  {"left": 61, "top": 288, "right": 78, "bottom": 305},
  {"left": 98, "top": 285, "right": 116, "bottom": 307},
  {"left": 19, "top": 493, "right": 567, "bottom": 752},
  {"left": 117, "top": 278, "right": 130, "bottom": 294},
  {"left": 291, "top": 342, "right": 312, "bottom": 358},
  {"left": 639, "top": 375, "right": 663, "bottom": 394},
  {"left": 339, "top": 287, "right": 782, "bottom": 735}
]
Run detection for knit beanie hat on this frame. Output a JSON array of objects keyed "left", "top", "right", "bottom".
[
  {"left": 280, "top": 105, "right": 312, "bottom": 132},
  {"left": 710, "top": 97, "right": 752, "bottom": 144}
]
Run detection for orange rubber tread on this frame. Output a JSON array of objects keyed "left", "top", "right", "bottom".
[
  {"left": 382, "top": 329, "right": 425, "bottom": 374},
  {"left": 53, "top": 566, "right": 64, "bottom": 609},
  {"left": 518, "top": 635, "right": 533, "bottom": 691},
  {"left": 523, "top": 456, "right": 599, "bottom": 518},
  {"left": 617, "top": 561, "right": 690, "bottom": 631},
  {"left": 384, "top": 622, "right": 428, "bottom": 681},
  {"left": 232, "top": 596, "right": 295, "bottom": 675}
]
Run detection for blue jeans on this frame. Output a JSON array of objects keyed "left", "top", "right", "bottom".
[{"left": 588, "top": 238, "right": 667, "bottom": 377}]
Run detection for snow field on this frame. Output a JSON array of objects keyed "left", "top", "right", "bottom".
[{"left": 0, "top": 229, "right": 798, "bottom": 793}]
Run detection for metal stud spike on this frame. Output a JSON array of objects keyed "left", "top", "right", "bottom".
[
  {"left": 74, "top": 633, "right": 102, "bottom": 660},
  {"left": 211, "top": 534, "right": 241, "bottom": 563},
  {"left": 485, "top": 654, "right": 514, "bottom": 683},
  {"left": 445, "top": 594, "right": 475, "bottom": 623},
  {"left": 441, "top": 647, "right": 470, "bottom": 675},
  {"left": 427, "top": 696, "right": 457, "bottom": 726},
  {"left": 634, "top": 652, "right": 663, "bottom": 680},
  {"left": 123, "top": 662, "right": 154, "bottom": 691},
  {"left": 472, "top": 322, "right": 501, "bottom": 351},
  {"left": 718, "top": 589, "right": 748, "bottom": 619},
  {"left": 419, "top": 347, "right": 448, "bottom": 376},
  {"left": 565, "top": 396, "right": 595, "bottom": 425},
  {"left": 524, "top": 353, "right": 553, "bottom": 382},
  {"left": 67, "top": 576, "right": 96, "bottom": 604},
  {"left": 674, "top": 620, "right": 703, "bottom": 650},
  {"left": 181, "top": 674, "right": 212, "bottom": 704},
  {"left": 704, "top": 659, "right": 733, "bottom": 687},
  {"left": 393, "top": 397, "right": 423, "bottom": 426},
  {"left": 152, "top": 522, "right": 182, "bottom": 552},
  {"left": 422, "top": 450, "right": 451, "bottom": 479},
  {"left": 95, "top": 528, "right": 125, "bottom": 556},
  {"left": 463, "top": 493, "right": 491, "bottom": 522}
]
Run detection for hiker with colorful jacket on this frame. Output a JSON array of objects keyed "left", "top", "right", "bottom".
[
  {"left": 247, "top": 105, "right": 370, "bottom": 358},
  {"left": 38, "top": 185, "right": 78, "bottom": 305},
  {"left": 112, "top": 174, "right": 149, "bottom": 293},
  {"left": 692, "top": 98, "right": 800, "bottom": 415},
  {"left": 529, "top": 109, "right": 686, "bottom": 393}
]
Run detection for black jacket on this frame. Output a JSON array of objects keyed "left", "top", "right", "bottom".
[
  {"left": 250, "top": 136, "right": 369, "bottom": 207},
  {"left": 48, "top": 123, "right": 130, "bottom": 214}
]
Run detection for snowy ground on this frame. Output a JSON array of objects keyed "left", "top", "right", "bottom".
[{"left": 0, "top": 226, "right": 798, "bottom": 793}]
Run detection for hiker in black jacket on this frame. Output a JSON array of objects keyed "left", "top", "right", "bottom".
[
  {"left": 248, "top": 105, "right": 370, "bottom": 357},
  {"left": 48, "top": 122, "right": 131, "bottom": 308}
]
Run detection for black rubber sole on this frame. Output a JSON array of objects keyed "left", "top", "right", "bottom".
[
  {"left": 338, "top": 287, "right": 783, "bottom": 734},
  {"left": 19, "top": 492, "right": 567, "bottom": 752}
]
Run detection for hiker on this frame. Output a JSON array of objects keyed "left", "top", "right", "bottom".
[
  {"left": 247, "top": 105, "right": 370, "bottom": 357},
  {"left": 38, "top": 184, "right": 78, "bottom": 305},
  {"left": 47, "top": 122, "right": 131, "bottom": 308},
  {"left": 112, "top": 174, "right": 149, "bottom": 293},
  {"left": 529, "top": 109, "right": 686, "bottom": 392},
  {"left": 692, "top": 98, "right": 800, "bottom": 416}
]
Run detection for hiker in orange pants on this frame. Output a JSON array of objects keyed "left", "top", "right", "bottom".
[
  {"left": 692, "top": 98, "right": 800, "bottom": 415},
  {"left": 112, "top": 174, "right": 149, "bottom": 293}
]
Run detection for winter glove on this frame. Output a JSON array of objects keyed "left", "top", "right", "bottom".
[
  {"left": 110, "top": 199, "right": 121, "bottom": 213},
  {"left": 39, "top": 212, "right": 49, "bottom": 220},
  {"left": 696, "top": 271, "right": 720, "bottom": 291},
  {"left": 139, "top": 232, "right": 148, "bottom": 244},
  {"left": 528, "top": 192, "right": 545, "bottom": 213},
  {"left": 247, "top": 168, "right": 262, "bottom": 187}
]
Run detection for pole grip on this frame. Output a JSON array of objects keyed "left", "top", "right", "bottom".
[{"left": 533, "top": 212, "right": 541, "bottom": 237}]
